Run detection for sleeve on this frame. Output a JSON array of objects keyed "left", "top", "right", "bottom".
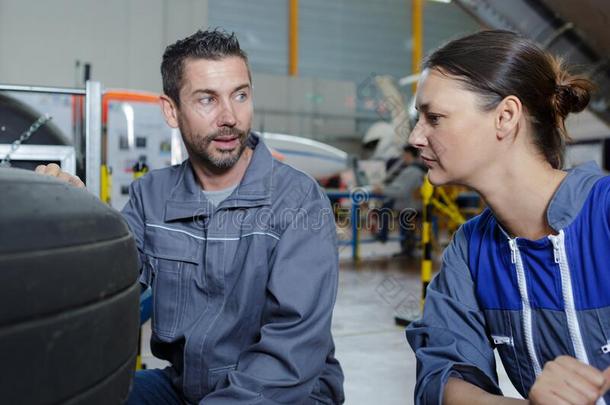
[
  {"left": 383, "top": 168, "right": 410, "bottom": 200},
  {"left": 201, "top": 183, "right": 340, "bottom": 404},
  {"left": 405, "top": 225, "right": 502, "bottom": 405},
  {"left": 120, "top": 180, "right": 146, "bottom": 277},
  {"left": 384, "top": 167, "right": 423, "bottom": 201},
  {"left": 606, "top": 178, "right": 610, "bottom": 227}
]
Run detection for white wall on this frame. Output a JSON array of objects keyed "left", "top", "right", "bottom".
[
  {"left": 251, "top": 72, "right": 356, "bottom": 140},
  {"left": 0, "top": 0, "right": 208, "bottom": 91},
  {"left": 0, "top": 0, "right": 357, "bottom": 146}
]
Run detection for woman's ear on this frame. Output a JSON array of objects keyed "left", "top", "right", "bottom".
[
  {"left": 160, "top": 95, "right": 180, "bottom": 129},
  {"left": 495, "top": 95, "right": 522, "bottom": 140}
]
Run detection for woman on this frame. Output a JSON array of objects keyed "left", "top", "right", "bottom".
[{"left": 406, "top": 30, "right": 610, "bottom": 405}]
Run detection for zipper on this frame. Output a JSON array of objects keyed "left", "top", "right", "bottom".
[
  {"left": 549, "top": 231, "right": 606, "bottom": 405},
  {"left": 549, "top": 231, "right": 589, "bottom": 365},
  {"left": 492, "top": 335, "right": 514, "bottom": 346},
  {"left": 508, "top": 238, "right": 543, "bottom": 377},
  {"left": 509, "top": 239, "right": 517, "bottom": 264}
]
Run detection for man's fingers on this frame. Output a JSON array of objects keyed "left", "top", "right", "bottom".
[
  {"left": 57, "top": 171, "right": 74, "bottom": 183},
  {"left": 45, "top": 163, "right": 61, "bottom": 177},
  {"left": 33, "top": 164, "right": 85, "bottom": 188},
  {"left": 35, "top": 163, "right": 61, "bottom": 177},
  {"left": 57, "top": 171, "right": 86, "bottom": 189},
  {"left": 67, "top": 175, "right": 86, "bottom": 189}
]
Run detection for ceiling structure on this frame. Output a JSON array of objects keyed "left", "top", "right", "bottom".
[{"left": 454, "top": 0, "right": 610, "bottom": 140}]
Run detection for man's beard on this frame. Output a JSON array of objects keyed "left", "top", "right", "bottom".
[{"left": 182, "top": 126, "right": 249, "bottom": 171}]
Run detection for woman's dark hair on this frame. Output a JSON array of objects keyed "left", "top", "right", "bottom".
[
  {"left": 424, "top": 30, "right": 595, "bottom": 169},
  {"left": 161, "top": 29, "right": 250, "bottom": 106}
]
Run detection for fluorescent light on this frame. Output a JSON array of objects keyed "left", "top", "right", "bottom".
[{"left": 428, "top": 0, "right": 451, "bottom": 3}]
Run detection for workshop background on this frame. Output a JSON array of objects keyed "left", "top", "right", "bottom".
[{"left": 1, "top": 1, "right": 609, "bottom": 404}]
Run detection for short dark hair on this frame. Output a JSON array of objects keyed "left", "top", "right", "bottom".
[
  {"left": 161, "top": 29, "right": 250, "bottom": 105},
  {"left": 424, "top": 30, "right": 594, "bottom": 169}
]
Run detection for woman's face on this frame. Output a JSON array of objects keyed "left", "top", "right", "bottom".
[{"left": 409, "top": 68, "right": 498, "bottom": 186}]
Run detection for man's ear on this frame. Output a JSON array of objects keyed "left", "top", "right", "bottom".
[
  {"left": 160, "top": 95, "right": 179, "bottom": 128},
  {"left": 495, "top": 95, "right": 522, "bottom": 140}
]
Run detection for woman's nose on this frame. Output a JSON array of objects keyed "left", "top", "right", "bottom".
[{"left": 408, "top": 122, "right": 428, "bottom": 148}]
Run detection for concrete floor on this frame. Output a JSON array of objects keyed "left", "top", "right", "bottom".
[{"left": 141, "top": 239, "right": 523, "bottom": 404}]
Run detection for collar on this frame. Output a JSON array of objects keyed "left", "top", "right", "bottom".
[
  {"left": 164, "top": 132, "right": 273, "bottom": 221},
  {"left": 546, "top": 161, "right": 604, "bottom": 231}
]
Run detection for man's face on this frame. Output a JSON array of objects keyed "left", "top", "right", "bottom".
[{"left": 164, "top": 56, "right": 253, "bottom": 170}]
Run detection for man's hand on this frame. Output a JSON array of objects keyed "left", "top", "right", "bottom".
[
  {"left": 34, "top": 163, "right": 85, "bottom": 189},
  {"left": 529, "top": 356, "right": 610, "bottom": 405}
]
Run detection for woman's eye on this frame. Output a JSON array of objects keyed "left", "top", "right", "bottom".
[{"left": 427, "top": 114, "right": 440, "bottom": 126}]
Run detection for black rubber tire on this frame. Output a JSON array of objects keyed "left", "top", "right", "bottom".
[
  {"left": 0, "top": 168, "right": 140, "bottom": 405},
  {"left": 0, "top": 93, "right": 69, "bottom": 146}
]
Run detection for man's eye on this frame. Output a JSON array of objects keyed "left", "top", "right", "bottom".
[
  {"left": 200, "top": 96, "right": 215, "bottom": 105},
  {"left": 235, "top": 92, "right": 248, "bottom": 102}
]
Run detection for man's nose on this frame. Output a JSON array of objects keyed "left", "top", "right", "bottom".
[{"left": 217, "top": 99, "right": 237, "bottom": 127}]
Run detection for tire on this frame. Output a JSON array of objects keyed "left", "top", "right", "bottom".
[{"left": 0, "top": 168, "right": 140, "bottom": 405}]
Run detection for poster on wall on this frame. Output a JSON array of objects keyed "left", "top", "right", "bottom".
[{"left": 105, "top": 95, "right": 186, "bottom": 209}]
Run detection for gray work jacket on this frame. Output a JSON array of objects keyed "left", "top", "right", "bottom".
[
  {"left": 122, "top": 133, "right": 344, "bottom": 404},
  {"left": 384, "top": 163, "right": 426, "bottom": 212},
  {"left": 407, "top": 162, "right": 610, "bottom": 404}
]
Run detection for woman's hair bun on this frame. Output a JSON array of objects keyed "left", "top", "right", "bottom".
[{"left": 551, "top": 57, "right": 595, "bottom": 118}]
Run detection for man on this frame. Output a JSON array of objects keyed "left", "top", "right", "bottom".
[
  {"left": 374, "top": 145, "right": 426, "bottom": 257},
  {"left": 36, "top": 29, "right": 344, "bottom": 404}
]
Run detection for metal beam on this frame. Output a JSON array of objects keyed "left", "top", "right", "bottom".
[
  {"left": 289, "top": 0, "right": 299, "bottom": 76},
  {"left": 85, "top": 81, "right": 102, "bottom": 198},
  {"left": 412, "top": 0, "right": 424, "bottom": 93},
  {"left": 0, "top": 84, "right": 85, "bottom": 95},
  {"left": 454, "top": 0, "right": 610, "bottom": 133}
]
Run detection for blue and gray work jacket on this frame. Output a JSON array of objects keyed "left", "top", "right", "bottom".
[
  {"left": 407, "top": 162, "right": 610, "bottom": 404},
  {"left": 122, "top": 133, "right": 344, "bottom": 404}
]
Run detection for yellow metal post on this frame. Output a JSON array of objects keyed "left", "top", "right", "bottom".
[
  {"left": 136, "top": 331, "right": 143, "bottom": 370},
  {"left": 100, "top": 164, "right": 112, "bottom": 205},
  {"left": 412, "top": 0, "right": 424, "bottom": 93},
  {"left": 419, "top": 176, "right": 434, "bottom": 309},
  {"left": 289, "top": 0, "right": 299, "bottom": 76},
  {"left": 395, "top": 176, "right": 434, "bottom": 327},
  {"left": 133, "top": 161, "right": 148, "bottom": 371}
]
